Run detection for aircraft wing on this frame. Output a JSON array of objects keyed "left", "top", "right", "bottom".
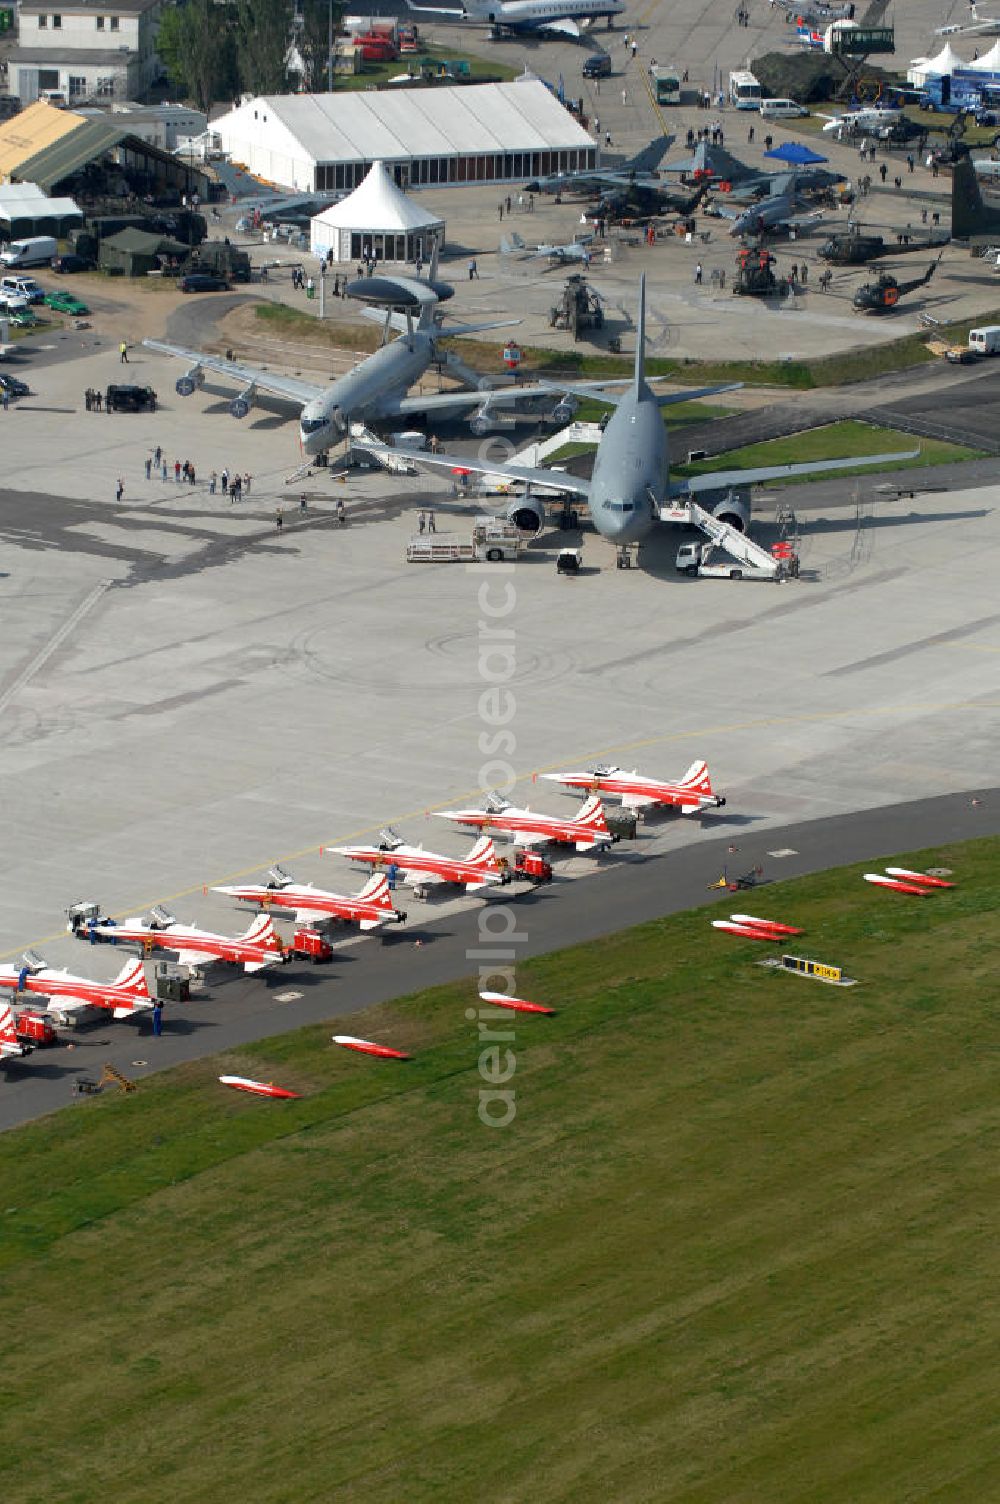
[
  {"left": 358, "top": 439, "right": 592, "bottom": 498},
  {"left": 43, "top": 993, "right": 92, "bottom": 1014},
  {"left": 674, "top": 450, "right": 920, "bottom": 495},
  {"left": 143, "top": 340, "right": 325, "bottom": 405},
  {"left": 173, "top": 949, "right": 213, "bottom": 970},
  {"left": 512, "top": 830, "right": 547, "bottom": 847}
]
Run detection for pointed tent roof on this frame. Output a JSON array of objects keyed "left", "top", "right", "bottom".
[
  {"left": 966, "top": 37, "right": 1000, "bottom": 68},
  {"left": 918, "top": 42, "right": 966, "bottom": 74},
  {"left": 312, "top": 161, "right": 444, "bottom": 233}
]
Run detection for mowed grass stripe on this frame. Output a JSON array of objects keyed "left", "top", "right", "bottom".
[{"left": 1, "top": 838, "right": 998, "bottom": 1503}]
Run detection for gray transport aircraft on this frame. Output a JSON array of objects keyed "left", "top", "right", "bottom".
[
  {"left": 405, "top": 0, "right": 623, "bottom": 37},
  {"left": 366, "top": 274, "right": 918, "bottom": 545},
  {"left": 144, "top": 268, "right": 647, "bottom": 456}
]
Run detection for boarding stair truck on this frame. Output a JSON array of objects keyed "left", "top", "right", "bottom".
[
  {"left": 676, "top": 502, "right": 784, "bottom": 579},
  {"left": 406, "top": 517, "right": 521, "bottom": 563}
]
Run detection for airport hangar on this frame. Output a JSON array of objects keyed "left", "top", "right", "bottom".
[{"left": 212, "top": 77, "right": 597, "bottom": 196}]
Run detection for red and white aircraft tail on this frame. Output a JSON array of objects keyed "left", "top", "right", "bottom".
[
  {"left": 239, "top": 912, "right": 285, "bottom": 970},
  {"left": 464, "top": 835, "right": 501, "bottom": 887},
  {"left": 672, "top": 759, "right": 716, "bottom": 814},
  {"left": 356, "top": 872, "right": 397, "bottom": 929},
  {"left": 572, "top": 794, "right": 611, "bottom": 850},
  {"left": 110, "top": 956, "right": 151, "bottom": 1016},
  {"left": 0, "top": 999, "right": 26, "bottom": 1060}
]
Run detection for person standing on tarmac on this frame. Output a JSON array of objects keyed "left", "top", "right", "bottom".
[{"left": 119, "top": 340, "right": 128, "bottom": 363}]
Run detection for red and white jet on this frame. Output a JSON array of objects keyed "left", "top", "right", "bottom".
[
  {"left": 90, "top": 908, "right": 290, "bottom": 974},
  {"left": 436, "top": 792, "right": 614, "bottom": 851},
  {"left": 542, "top": 759, "right": 724, "bottom": 814},
  {"left": 0, "top": 999, "right": 30, "bottom": 1061},
  {"left": 328, "top": 830, "right": 506, "bottom": 894},
  {"left": 213, "top": 866, "right": 406, "bottom": 931},
  {"left": 0, "top": 954, "right": 152, "bottom": 1023}
]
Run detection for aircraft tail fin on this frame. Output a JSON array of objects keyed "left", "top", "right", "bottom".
[
  {"left": 573, "top": 794, "right": 610, "bottom": 834},
  {"left": 951, "top": 155, "right": 1000, "bottom": 240},
  {"left": 240, "top": 913, "right": 283, "bottom": 952},
  {"left": 112, "top": 957, "right": 150, "bottom": 999},
  {"left": 634, "top": 273, "right": 646, "bottom": 389},
  {"left": 357, "top": 872, "right": 395, "bottom": 910},
  {"left": 678, "top": 759, "right": 713, "bottom": 795},
  {"left": 0, "top": 999, "right": 22, "bottom": 1056},
  {"left": 466, "top": 835, "right": 499, "bottom": 870}
]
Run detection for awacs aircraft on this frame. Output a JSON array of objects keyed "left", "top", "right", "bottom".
[
  {"left": 361, "top": 275, "right": 918, "bottom": 546},
  {"left": 0, "top": 954, "right": 152, "bottom": 1023},
  {"left": 952, "top": 153, "right": 1000, "bottom": 243},
  {"left": 501, "top": 230, "right": 594, "bottom": 265},
  {"left": 405, "top": 0, "right": 623, "bottom": 38},
  {"left": 330, "top": 832, "right": 506, "bottom": 892},
  {"left": 89, "top": 908, "right": 290, "bottom": 974},
  {"left": 214, "top": 867, "right": 405, "bottom": 930},
  {"left": 437, "top": 792, "right": 614, "bottom": 851},
  {"left": 0, "top": 1000, "right": 30, "bottom": 1062},
  {"left": 542, "top": 759, "right": 725, "bottom": 813},
  {"left": 145, "top": 263, "right": 664, "bottom": 455}
]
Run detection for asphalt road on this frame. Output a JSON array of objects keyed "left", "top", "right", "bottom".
[{"left": 2, "top": 788, "right": 995, "bottom": 1133}]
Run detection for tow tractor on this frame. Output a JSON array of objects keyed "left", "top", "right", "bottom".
[
  {"left": 708, "top": 864, "right": 765, "bottom": 892},
  {"left": 499, "top": 849, "right": 553, "bottom": 886},
  {"left": 14, "top": 1009, "right": 56, "bottom": 1047}
]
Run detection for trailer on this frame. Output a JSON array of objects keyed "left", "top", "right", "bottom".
[{"left": 406, "top": 518, "right": 521, "bottom": 563}]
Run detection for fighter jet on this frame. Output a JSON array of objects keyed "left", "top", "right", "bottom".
[
  {"left": 360, "top": 275, "right": 920, "bottom": 548},
  {"left": 526, "top": 137, "right": 674, "bottom": 197},
  {"left": 213, "top": 867, "right": 406, "bottom": 931},
  {"left": 715, "top": 176, "right": 825, "bottom": 238},
  {"left": 405, "top": 0, "right": 623, "bottom": 38},
  {"left": 329, "top": 832, "right": 506, "bottom": 893},
  {"left": 0, "top": 954, "right": 152, "bottom": 1024},
  {"left": 436, "top": 793, "right": 615, "bottom": 851},
  {"left": 500, "top": 230, "right": 594, "bottom": 267},
  {"left": 541, "top": 760, "right": 725, "bottom": 813},
  {"left": 88, "top": 907, "right": 290, "bottom": 974}
]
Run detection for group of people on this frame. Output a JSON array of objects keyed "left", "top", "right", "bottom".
[
  {"left": 290, "top": 266, "right": 315, "bottom": 296},
  {"left": 84, "top": 388, "right": 106, "bottom": 412},
  {"left": 138, "top": 446, "right": 254, "bottom": 501},
  {"left": 416, "top": 510, "right": 437, "bottom": 534},
  {"left": 685, "top": 123, "right": 726, "bottom": 150}
]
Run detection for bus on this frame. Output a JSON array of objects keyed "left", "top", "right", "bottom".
[
  {"left": 650, "top": 65, "right": 681, "bottom": 106},
  {"left": 729, "top": 70, "right": 762, "bottom": 110}
]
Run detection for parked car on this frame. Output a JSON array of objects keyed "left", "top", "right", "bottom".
[
  {"left": 44, "top": 289, "right": 90, "bottom": 315},
  {"left": 0, "top": 372, "right": 30, "bottom": 398},
  {"left": 0, "top": 275, "right": 45, "bottom": 304},
  {"left": 179, "top": 272, "right": 228, "bottom": 293},
  {"left": 105, "top": 383, "right": 157, "bottom": 412},
  {"left": 51, "top": 254, "right": 95, "bottom": 274}
]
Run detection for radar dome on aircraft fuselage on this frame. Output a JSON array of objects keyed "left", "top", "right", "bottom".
[{"left": 345, "top": 275, "right": 454, "bottom": 308}]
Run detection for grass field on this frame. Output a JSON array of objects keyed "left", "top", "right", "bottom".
[{"left": 2, "top": 837, "right": 999, "bottom": 1503}]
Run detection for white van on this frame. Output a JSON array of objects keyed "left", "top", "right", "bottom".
[
  {"left": 759, "top": 98, "right": 809, "bottom": 120},
  {"left": 968, "top": 324, "right": 1000, "bottom": 355},
  {"left": 0, "top": 236, "right": 58, "bottom": 268},
  {"left": 0, "top": 275, "right": 45, "bottom": 304}
]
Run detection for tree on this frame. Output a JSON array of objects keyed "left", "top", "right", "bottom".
[
  {"left": 156, "top": 0, "right": 238, "bottom": 115},
  {"left": 234, "top": 0, "right": 291, "bottom": 97},
  {"left": 297, "top": 0, "right": 345, "bottom": 93}
]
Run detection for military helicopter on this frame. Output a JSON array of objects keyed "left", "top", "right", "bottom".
[
  {"left": 820, "top": 226, "right": 949, "bottom": 265},
  {"left": 852, "top": 255, "right": 942, "bottom": 313}
]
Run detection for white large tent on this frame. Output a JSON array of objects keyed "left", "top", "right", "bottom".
[
  {"left": 966, "top": 38, "right": 1000, "bottom": 69},
  {"left": 213, "top": 79, "right": 596, "bottom": 195},
  {"left": 908, "top": 41, "right": 967, "bottom": 84},
  {"left": 310, "top": 160, "right": 444, "bottom": 265}
]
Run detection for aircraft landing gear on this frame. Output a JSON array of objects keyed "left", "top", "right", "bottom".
[
  {"left": 558, "top": 502, "right": 580, "bottom": 530},
  {"left": 616, "top": 544, "right": 639, "bottom": 570}
]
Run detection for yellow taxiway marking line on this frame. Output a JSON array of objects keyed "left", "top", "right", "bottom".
[{"left": 4, "top": 695, "right": 998, "bottom": 963}]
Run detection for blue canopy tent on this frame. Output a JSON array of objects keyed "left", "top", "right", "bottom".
[{"left": 763, "top": 142, "right": 829, "bottom": 165}]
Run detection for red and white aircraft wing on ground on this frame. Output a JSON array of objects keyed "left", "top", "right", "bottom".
[
  {"left": 329, "top": 833, "right": 505, "bottom": 892},
  {"left": 542, "top": 759, "right": 724, "bottom": 814},
  {"left": 436, "top": 793, "right": 614, "bottom": 852},
  {"left": 213, "top": 867, "right": 405, "bottom": 930},
  {"left": 0, "top": 955, "right": 152, "bottom": 1022},
  {"left": 91, "top": 910, "right": 289, "bottom": 973},
  {"left": 0, "top": 1000, "right": 30, "bottom": 1060}
]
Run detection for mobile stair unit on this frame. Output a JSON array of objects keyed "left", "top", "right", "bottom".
[{"left": 676, "top": 503, "right": 786, "bottom": 580}]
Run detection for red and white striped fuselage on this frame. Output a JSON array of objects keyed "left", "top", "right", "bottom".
[
  {"left": 0, "top": 956, "right": 151, "bottom": 1020},
  {"left": 90, "top": 913, "right": 288, "bottom": 973},
  {"left": 0, "top": 1000, "right": 29, "bottom": 1060},
  {"left": 330, "top": 835, "right": 505, "bottom": 892},
  {"left": 543, "top": 760, "right": 723, "bottom": 814},
  {"left": 436, "top": 794, "right": 613, "bottom": 851},
  {"left": 213, "top": 872, "right": 405, "bottom": 930}
]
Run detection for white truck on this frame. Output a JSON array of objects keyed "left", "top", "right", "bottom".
[
  {"left": 675, "top": 502, "right": 791, "bottom": 580},
  {"left": 968, "top": 324, "right": 1000, "bottom": 355},
  {"left": 406, "top": 517, "right": 521, "bottom": 564}
]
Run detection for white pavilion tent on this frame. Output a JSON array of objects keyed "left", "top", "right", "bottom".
[{"left": 309, "top": 160, "right": 445, "bottom": 266}]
